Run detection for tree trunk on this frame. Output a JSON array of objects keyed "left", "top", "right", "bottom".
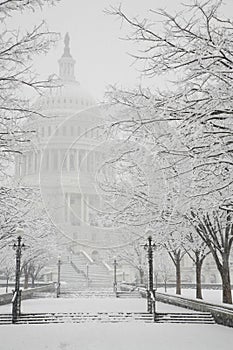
[
  {"left": 31, "top": 275, "right": 35, "bottom": 288},
  {"left": 195, "top": 254, "right": 203, "bottom": 299},
  {"left": 220, "top": 260, "right": 232, "bottom": 304},
  {"left": 139, "top": 268, "right": 144, "bottom": 285},
  {"left": 24, "top": 271, "right": 29, "bottom": 289},
  {"left": 176, "top": 259, "right": 181, "bottom": 295},
  {"left": 6, "top": 277, "right": 9, "bottom": 293},
  {"left": 154, "top": 272, "right": 158, "bottom": 290},
  {"left": 164, "top": 277, "right": 167, "bottom": 293}
]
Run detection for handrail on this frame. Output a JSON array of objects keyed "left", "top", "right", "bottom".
[
  {"left": 11, "top": 291, "right": 17, "bottom": 304},
  {"left": 70, "top": 261, "right": 88, "bottom": 279},
  {"left": 102, "top": 261, "right": 112, "bottom": 271},
  {"left": 80, "top": 250, "right": 94, "bottom": 263},
  {"left": 149, "top": 290, "right": 155, "bottom": 301}
]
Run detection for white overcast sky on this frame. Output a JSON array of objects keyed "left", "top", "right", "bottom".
[{"left": 14, "top": 0, "right": 233, "bottom": 101}]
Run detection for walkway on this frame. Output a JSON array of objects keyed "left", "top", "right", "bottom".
[{"left": 0, "top": 296, "right": 194, "bottom": 314}]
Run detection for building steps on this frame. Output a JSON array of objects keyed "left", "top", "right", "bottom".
[
  {"left": 116, "top": 290, "right": 142, "bottom": 298},
  {"left": 59, "top": 289, "right": 116, "bottom": 298},
  {"left": 59, "top": 252, "right": 113, "bottom": 292},
  {"left": 155, "top": 312, "right": 215, "bottom": 324},
  {"left": 0, "top": 312, "right": 153, "bottom": 325},
  {"left": 0, "top": 311, "right": 215, "bottom": 325}
]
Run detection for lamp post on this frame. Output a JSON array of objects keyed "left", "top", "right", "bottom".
[
  {"left": 56, "top": 257, "right": 61, "bottom": 298},
  {"left": 144, "top": 235, "right": 156, "bottom": 313},
  {"left": 113, "top": 258, "right": 117, "bottom": 293},
  {"left": 12, "top": 228, "right": 25, "bottom": 323}
]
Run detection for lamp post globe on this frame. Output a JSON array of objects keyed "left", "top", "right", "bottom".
[{"left": 15, "top": 227, "right": 24, "bottom": 238}]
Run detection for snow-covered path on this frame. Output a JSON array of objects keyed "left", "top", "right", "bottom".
[
  {"left": 0, "top": 297, "right": 232, "bottom": 350},
  {"left": 0, "top": 296, "right": 190, "bottom": 313}
]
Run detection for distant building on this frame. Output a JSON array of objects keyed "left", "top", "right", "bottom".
[
  {"left": 16, "top": 33, "right": 108, "bottom": 249},
  {"left": 15, "top": 34, "right": 126, "bottom": 289}
]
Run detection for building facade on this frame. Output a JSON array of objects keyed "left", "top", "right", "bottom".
[{"left": 16, "top": 34, "right": 117, "bottom": 261}]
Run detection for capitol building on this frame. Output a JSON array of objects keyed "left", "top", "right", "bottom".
[{"left": 15, "top": 34, "right": 127, "bottom": 289}]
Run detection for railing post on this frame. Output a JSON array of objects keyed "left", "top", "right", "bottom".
[
  {"left": 147, "top": 290, "right": 151, "bottom": 313},
  {"left": 144, "top": 235, "right": 156, "bottom": 314},
  {"left": 12, "top": 232, "right": 25, "bottom": 324},
  {"left": 12, "top": 292, "right": 17, "bottom": 324},
  {"left": 152, "top": 290, "right": 156, "bottom": 322},
  {"left": 18, "top": 290, "right": 22, "bottom": 316}
]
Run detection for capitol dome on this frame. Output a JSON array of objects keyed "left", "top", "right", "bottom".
[{"left": 34, "top": 33, "right": 96, "bottom": 113}]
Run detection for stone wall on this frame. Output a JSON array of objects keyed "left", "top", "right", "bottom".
[
  {"left": 152, "top": 290, "right": 233, "bottom": 328},
  {"left": 0, "top": 283, "right": 56, "bottom": 306}
]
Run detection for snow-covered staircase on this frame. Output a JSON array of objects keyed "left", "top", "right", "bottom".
[
  {"left": 116, "top": 290, "right": 142, "bottom": 298},
  {"left": 60, "top": 290, "right": 115, "bottom": 298},
  {"left": 0, "top": 314, "right": 12, "bottom": 325},
  {"left": 59, "top": 251, "right": 112, "bottom": 293},
  {"left": 88, "top": 263, "right": 112, "bottom": 289},
  {"left": 155, "top": 312, "right": 215, "bottom": 324},
  {"left": 0, "top": 311, "right": 215, "bottom": 325},
  {"left": 0, "top": 312, "right": 153, "bottom": 324}
]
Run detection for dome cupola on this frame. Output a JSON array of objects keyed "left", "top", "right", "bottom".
[
  {"left": 58, "top": 33, "right": 76, "bottom": 82},
  {"left": 33, "top": 33, "right": 95, "bottom": 113}
]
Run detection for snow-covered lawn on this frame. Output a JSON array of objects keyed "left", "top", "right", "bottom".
[
  {"left": 0, "top": 297, "right": 232, "bottom": 350},
  {"left": 0, "top": 287, "right": 10, "bottom": 294}
]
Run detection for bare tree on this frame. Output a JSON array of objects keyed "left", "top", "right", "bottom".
[
  {"left": 183, "top": 229, "right": 210, "bottom": 299},
  {"left": 163, "top": 230, "right": 186, "bottom": 295},
  {"left": 106, "top": 0, "right": 233, "bottom": 199},
  {"left": 154, "top": 249, "right": 174, "bottom": 292},
  {"left": 101, "top": 0, "right": 233, "bottom": 303},
  {"left": 113, "top": 233, "right": 147, "bottom": 285},
  {"left": 189, "top": 209, "right": 233, "bottom": 304},
  {"left": 0, "top": 0, "right": 60, "bottom": 176},
  {"left": 0, "top": 247, "right": 15, "bottom": 293}
]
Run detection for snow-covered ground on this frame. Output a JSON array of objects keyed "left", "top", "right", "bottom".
[
  {"left": 0, "top": 297, "right": 232, "bottom": 350},
  {"left": 0, "top": 321, "right": 232, "bottom": 350},
  {"left": 0, "top": 287, "right": 10, "bottom": 294},
  {"left": 0, "top": 297, "right": 189, "bottom": 314}
]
